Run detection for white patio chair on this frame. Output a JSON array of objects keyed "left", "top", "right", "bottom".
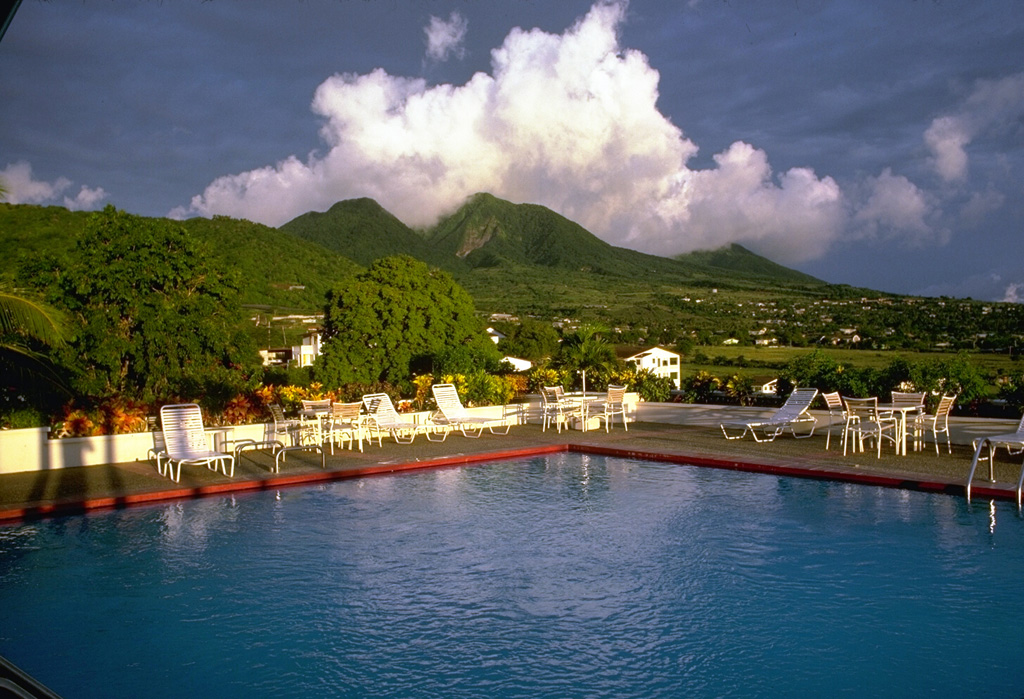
[
  {"left": 592, "top": 385, "right": 628, "bottom": 432},
  {"left": 159, "top": 403, "right": 234, "bottom": 483},
  {"left": 913, "top": 393, "right": 957, "bottom": 454},
  {"left": 821, "top": 391, "right": 847, "bottom": 450},
  {"left": 541, "top": 386, "right": 582, "bottom": 433},
  {"left": 720, "top": 388, "right": 818, "bottom": 442},
  {"left": 842, "top": 396, "right": 898, "bottom": 458},
  {"left": 326, "top": 401, "right": 364, "bottom": 453},
  {"left": 431, "top": 383, "right": 511, "bottom": 438},
  {"left": 362, "top": 393, "right": 438, "bottom": 444}
]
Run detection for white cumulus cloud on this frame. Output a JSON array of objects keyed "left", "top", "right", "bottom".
[
  {"left": 1003, "top": 283, "right": 1023, "bottom": 304},
  {"left": 425, "top": 11, "right": 468, "bottom": 62},
  {"left": 1, "top": 160, "right": 107, "bottom": 209},
  {"left": 1, "top": 161, "right": 71, "bottom": 204},
  {"left": 64, "top": 185, "right": 108, "bottom": 211},
  {"left": 925, "top": 72, "right": 1024, "bottom": 183},
  {"left": 181, "top": 1, "right": 856, "bottom": 263},
  {"left": 853, "top": 168, "right": 934, "bottom": 243}
]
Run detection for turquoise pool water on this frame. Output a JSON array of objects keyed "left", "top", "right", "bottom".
[{"left": 1, "top": 453, "right": 1023, "bottom": 697}]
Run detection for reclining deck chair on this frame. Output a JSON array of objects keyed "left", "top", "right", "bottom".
[
  {"left": 362, "top": 393, "right": 443, "bottom": 445},
  {"left": 720, "top": 388, "right": 819, "bottom": 443},
  {"left": 966, "top": 413, "right": 1024, "bottom": 506},
  {"left": 431, "top": 383, "right": 511, "bottom": 438},
  {"left": 159, "top": 403, "right": 235, "bottom": 483}
]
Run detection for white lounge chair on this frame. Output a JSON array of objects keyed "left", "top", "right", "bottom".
[
  {"left": 431, "top": 383, "right": 511, "bottom": 438},
  {"left": 966, "top": 414, "right": 1024, "bottom": 506},
  {"left": 159, "top": 403, "right": 234, "bottom": 483},
  {"left": 362, "top": 393, "right": 440, "bottom": 444},
  {"left": 720, "top": 388, "right": 818, "bottom": 442}
]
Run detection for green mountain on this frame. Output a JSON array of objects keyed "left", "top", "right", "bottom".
[
  {"left": 279, "top": 198, "right": 456, "bottom": 271},
  {"left": 426, "top": 192, "right": 823, "bottom": 287},
  {"left": 675, "top": 243, "right": 821, "bottom": 286}
]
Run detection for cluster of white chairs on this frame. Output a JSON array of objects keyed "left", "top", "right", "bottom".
[
  {"left": 539, "top": 385, "right": 629, "bottom": 433},
  {"left": 720, "top": 387, "right": 959, "bottom": 459},
  {"left": 820, "top": 391, "right": 957, "bottom": 458},
  {"left": 152, "top": 384, "right": 523, "bottom": 481}
]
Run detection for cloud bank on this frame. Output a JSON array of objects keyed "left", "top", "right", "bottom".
[
  {"left": 179, "top": 1, "right": 959, "bottom": 264},
  {"left": 0, "top": 161, "right": 107, "bottom": 211}
]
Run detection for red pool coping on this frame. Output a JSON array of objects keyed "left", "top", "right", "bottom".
[{"left": 0, "top": 442, "right": 1013, "bottom": 523}]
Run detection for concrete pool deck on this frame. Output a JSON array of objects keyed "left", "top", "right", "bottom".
[{"left": 2, "top": 406, "right": 1023, "bottom": 522}]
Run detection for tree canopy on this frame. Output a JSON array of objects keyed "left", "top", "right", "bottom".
[
  {"left": 24, "top": 205, "right": 260, "bottom": 403},
  {"left": 314, "top": 256, "right": 499, "bottom": 388}
]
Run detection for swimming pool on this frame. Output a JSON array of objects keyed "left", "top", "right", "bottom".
[{"left": 1, "top": 453, "right": 1022, "bottom": 697}]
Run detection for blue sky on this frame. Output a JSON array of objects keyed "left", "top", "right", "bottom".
[{"left": 2, "top": 1, "right": 1022, "bottom": 301}]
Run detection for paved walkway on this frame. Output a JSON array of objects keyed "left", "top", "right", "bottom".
[{"left": 2, "top": 407, "right": 1023, "bottom": 522}]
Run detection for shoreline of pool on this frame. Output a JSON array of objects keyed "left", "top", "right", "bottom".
[{"left": 2, "top": 415, "right": 1022, "bottom": 523}]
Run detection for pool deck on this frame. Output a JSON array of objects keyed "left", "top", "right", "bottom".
[{"left": 2, "top": 407, "right": 1023, "bottom": 523}]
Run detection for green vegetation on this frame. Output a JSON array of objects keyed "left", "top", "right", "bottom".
[
  {"left": 0, "top": 285, "right": 69, "bottom": 426},
  {"left": 279, "top": 198, "right": 455, "bottom": 271},
  {"left": 23, "top": 206, "right": 261, "bottom": 407},
  {"left": 495, "top": 318, "right": 561, "bottom": 361},
  {"left": 4, "top": 193, "right": 1024, "bottom": 430},
  {"left": 314, "top": 256, "right": 500, "bottom": 389}
]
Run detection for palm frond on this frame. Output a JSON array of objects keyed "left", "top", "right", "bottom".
[{"left": 0, "top": 290, "right": 67, "bottom": 346}]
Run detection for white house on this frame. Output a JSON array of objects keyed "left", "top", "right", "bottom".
[
  {"left": 502, "top": 356, "right": 533, "bottom": 372},
  {"left": 290, "top": 331, "right": 322, "bottom": 368},
  {"left": 627, "top": 346, "right": 682, "bottom": 389}
]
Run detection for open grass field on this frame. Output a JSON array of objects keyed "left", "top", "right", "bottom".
[{"left": 682, "top": 345, "right": 1020, "bottom": 383}]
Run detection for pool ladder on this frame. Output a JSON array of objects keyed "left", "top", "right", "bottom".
[{"left": 965, "top": 438, "right": 1024, "bottom": 509}]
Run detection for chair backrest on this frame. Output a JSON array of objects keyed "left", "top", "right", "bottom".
[
  {"left": 776, "top": 388, "right": 818, "bottom": 417},
  {"left": 331, "top": 401, "right": 362, "bottom": 423},
  {"left": 605, "top": 385, "right": 626, "bottom": 405},
  {"left": 301, "top": 399, "right": 332, "bottom": 414},
  {"left": 363, "top": 393, "right": 400, "bottom": 423},
  {"left": 843, "top": 396, "right": 879, "bottom": 421},
  {"left": 269, "top": 403, "right": 287, "bottom": 424},
  {"left": 891, "top": 391, "right": 926, "bottom": 408},
  {"left": 541, "top": 386, "right": 561, "bottom": 406},
  {"left": 932, "top": 393, "right": 957, "bottom": 423},
  {"left": 160, "top": 403, "right": 209, "bottom": 458},
  {"left": 822, "top": 391, "right": 843, "bottom": 412},
  {"left": 432, "top": 384, "right": 467, "bottom": 419}
]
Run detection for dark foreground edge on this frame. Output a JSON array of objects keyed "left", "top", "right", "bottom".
[{"left": 0, "top": 653, "right": 61, "bottom": 699}]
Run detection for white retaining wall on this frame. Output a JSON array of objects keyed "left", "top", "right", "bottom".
[{"left": 0, "top": 393, "right": 640, "bottom": 475}]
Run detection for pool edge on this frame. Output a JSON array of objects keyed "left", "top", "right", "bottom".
[{"left": 0, "top": 442, "right": 1012, "bottom": 523}]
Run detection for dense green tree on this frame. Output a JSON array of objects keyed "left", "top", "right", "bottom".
[
  {"left": 24, "top": 205, "right": 260, "bottom": 403},
  {"left": 314, "top": 256, "right": 498, "bottom": 388},
  {"left": 497, "top": 319, "right": 561, "bottom": 361}
]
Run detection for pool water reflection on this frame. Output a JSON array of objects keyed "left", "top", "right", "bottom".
[{"left": 1, "top": 453, "right": 1023, "bottom": 698}]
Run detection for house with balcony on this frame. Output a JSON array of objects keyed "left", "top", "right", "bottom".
[{"left": 626, "top": 346, "right": 682, "bottom": 389}]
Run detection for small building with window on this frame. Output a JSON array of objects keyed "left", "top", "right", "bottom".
[{"left": 626, "top": 346, "right": 682, "bottom": 389}]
